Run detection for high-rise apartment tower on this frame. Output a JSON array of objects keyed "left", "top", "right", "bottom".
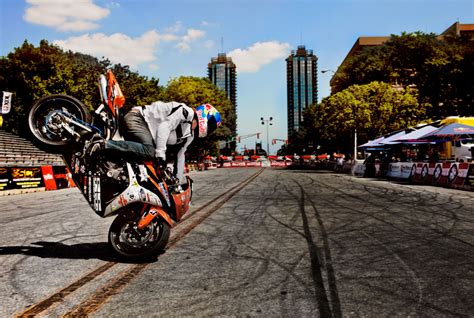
[
  {"left": 286, "top": 45, "right": 318, "bottom": 137},
  {"left": 208, "top": 53, "right": 237, "bottom": 114}
]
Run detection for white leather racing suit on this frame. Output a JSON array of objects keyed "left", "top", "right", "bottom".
[{"left": 139, "top": 101, "right": 195, "bottom": 184}]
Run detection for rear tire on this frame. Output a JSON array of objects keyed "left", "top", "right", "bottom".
[
  {"left": 28, "top": 94, "right": 91, "bottom": 153},
  {"left": 108, "top": 209, "right": 171, "bottom": 260}
]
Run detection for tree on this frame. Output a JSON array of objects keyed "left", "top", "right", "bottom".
[
  {"left": 304, "top": 81, "right": 427, "bottom": 154},
  {"left": 0, "top": 40, "right": 102, "bottom": 135},
  {"left": 0, "top": 40, "right": 164, "bottom": 135},
  {"left": 331, "top": 32, "right": 473, "bottom": 119},
  {"left": 162, "top": 76, "right": 236, "bottom": 157}
]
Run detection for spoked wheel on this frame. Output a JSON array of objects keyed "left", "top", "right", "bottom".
[
  {"left": 108, "top": 208, "right": 171, "bottom": 260},
  {"left": 28, "top": 94, "right": 91, "bottom": 152}
]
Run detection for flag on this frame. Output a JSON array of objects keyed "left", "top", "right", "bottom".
[{"left": 2, "top": 92, "right": 12, "bottom": 114}]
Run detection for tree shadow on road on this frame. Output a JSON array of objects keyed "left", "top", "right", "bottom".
[{"left": 0, "top": 241, "right": 160, "bottom": 263}]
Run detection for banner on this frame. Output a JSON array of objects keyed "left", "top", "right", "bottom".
[
  {"left": 0, "top": 167, "right": 9, "bottom": 190},
  {"left": 2, "top": 91, "right": 12, "bottom": 114},
  {"left": 10, "top": 167, "right": 43, "bottom": 189},
  {"left": 0, "top": 167, "right": 44, "bottom": 190}
]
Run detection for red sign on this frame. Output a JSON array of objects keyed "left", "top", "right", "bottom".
[{"left": 41, "top": 166, "right": 57, "bottom": 190}]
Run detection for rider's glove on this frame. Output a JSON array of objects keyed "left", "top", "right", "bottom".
[{"left": 156, "top": 157, "right": 167, "bottom": 170}]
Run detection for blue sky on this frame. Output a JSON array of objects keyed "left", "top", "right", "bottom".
[{"left": 1, "top": 0, "right": 473, "bottom": 154}]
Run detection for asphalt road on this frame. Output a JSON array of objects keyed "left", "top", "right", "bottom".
[{"left": 0, "top": 168, "right": 473, "bottom": 317}]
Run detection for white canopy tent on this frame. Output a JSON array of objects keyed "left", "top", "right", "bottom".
[
  {"left": 394, "top": 125, "right": 438, "bottom": 144},
  {"left": 379, "top": 130, "right": 412, "bottom": 145}
]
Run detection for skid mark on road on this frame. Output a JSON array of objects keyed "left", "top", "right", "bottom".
[
  {"left": 290, "top": 178, "right": 342, "bottom": 318},
  {"left": 289, "top": 171, "right": 474, "bottom": 316},
  {"left": 13, "top": 169, "right": 264, "bottom": 317},
  {"left": 15, "top": 262, "right": 116, "bottom": 317},
  {"left": 360, "top": 231, "right": 423, "bottom": 316},
  {"left": 297, "top": 173, "right": 474, "bottom": 251},
  {"left": 260, "top": 174, "right": 341, "bottom": 317}
]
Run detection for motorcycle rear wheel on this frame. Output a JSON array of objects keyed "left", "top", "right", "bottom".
[
  {"left": 108, "top": 210, "right": 171, "bottom": 260},
  {"left": 28, "top": 94, "right": 91, "bottom": 152}
]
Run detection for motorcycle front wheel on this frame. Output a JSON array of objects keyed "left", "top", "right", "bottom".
[
  {"left": 108, "top": 209, "right": 171, "bottom": 260},
  {"left": 28, "top": 94, "right": 91, "bottom": 152}
]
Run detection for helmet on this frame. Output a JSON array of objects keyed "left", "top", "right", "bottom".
[{"left": 195, "top": 104, "right": 222, "bottom": 138}]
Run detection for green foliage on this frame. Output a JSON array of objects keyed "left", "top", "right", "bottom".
[
  {"left": 0, "top": 40, "right": 163, "bottom": 135},
  {"left": 290, "top": 81, "right": 427, "bottom": 154},
  {"left": 0, "top": 40, "right": 101, "bottom": 135},
  {"left": 0, "top": 40, "right": 237, "bottom": 159},
  {"left": 162, "top": 76, "right": 236, "bottom": 157},
  {"left": 331, "top": 32, "right": 473, "bottom": 119}
]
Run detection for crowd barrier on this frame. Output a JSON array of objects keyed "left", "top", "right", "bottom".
[
  {"left": 3, "top": 159, "right": 473, "bottom": 194},
  {"left": 406, "top": 161, "right": 472, "bottom": 189},
  {"left": 41, "top": 166, "right": 75, "bottom": 190}
]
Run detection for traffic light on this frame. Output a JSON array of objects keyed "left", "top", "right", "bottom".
[{"left": 257, "top": 133, "right": 260, "bottom": 139}]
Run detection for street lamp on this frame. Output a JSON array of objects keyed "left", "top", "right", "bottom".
[
  {"left": 321, "top": 69, "right": 335, "bottom": 74},
  {"left": 261, "top": 116, "right": 273, "bottom": 156}
]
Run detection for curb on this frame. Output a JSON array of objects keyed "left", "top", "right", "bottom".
[{"left": 0, "top": 187, "right": 46, "bottom": 196}]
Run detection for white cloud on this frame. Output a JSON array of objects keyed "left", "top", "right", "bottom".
[
  {"left": 159, "top": 33, "right": 179, "bottom": 42},
  {"left": 176, "top": 28, "right": 205, "bottom": 52},
  {"left": 228, "top": 41, "right": 291, "bottom": 73},
  {"left": 183, "top": 29, "right": 205, "bottom": 42},
  {"left": 176, "top": 42, "right": 190, "bottom": 52},
  {"left": 165, "top": 21, "right": 183, "bottom": 33},
  {"left": 53, "top": 30, "right": 171, "bottom": 68},
  {"left": 24, "top": 0, "right": 110, "bottom": 32},
  {"left": 201, "top": 20, "right": 218, "bottom": 27}
]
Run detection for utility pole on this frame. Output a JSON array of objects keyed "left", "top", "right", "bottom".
[{"left": 261, "top": 117, "right": 273, "bottom": 156}]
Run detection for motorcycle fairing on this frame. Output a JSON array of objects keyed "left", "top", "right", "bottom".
[
  {"left": 143, "top": 162, "right": 172, "bottom": 208},
  {"left": 102, "top": 163, "right": 164, "bottom": 217},
  {"left": 171, "top": 185, "right": 192, "bottom": 221}
]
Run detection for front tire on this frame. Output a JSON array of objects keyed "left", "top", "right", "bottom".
[{"left": 108, "top": 210, "right": 171, "bottom": 260}]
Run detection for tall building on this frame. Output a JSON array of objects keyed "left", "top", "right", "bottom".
[
  {"left": 286, "top": 45, "right": 318, "bottom": 137},
  {"left": 208, "top": 53, "right": 237, "bottom": 115}
]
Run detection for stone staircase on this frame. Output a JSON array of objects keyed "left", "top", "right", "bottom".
[{"left": 0, "top": 130, "right": 64, "bottom": 167}]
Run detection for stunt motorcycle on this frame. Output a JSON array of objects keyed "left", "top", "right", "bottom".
[{"left": 27, "top": 70, "right": 192, "bottom": 259}]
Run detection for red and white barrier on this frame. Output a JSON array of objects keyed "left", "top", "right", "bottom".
[{"left": 449, "top": 162, "right": 469, "bottom": 186}]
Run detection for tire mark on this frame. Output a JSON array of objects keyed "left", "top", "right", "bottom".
[
  {"left": 295, "top": 181, "right": 343, "bottom": 318},
  {"left": 13, "top": 168, "right": 264, "bottom": 318},
  {"left": 15, "top": 262, "right": 116, "bottom": 317},
  {"left": 360, "top": 231, "right": 423, "bottom": 317},
  {"left": 297, "top": 173, "right": 474, "bottom": 249},
  {"left": 61, "top": 168, "right": 265, "bottom": 317},
  {"left": 290, "top": 171, "right": 472, "bottom": 316}
]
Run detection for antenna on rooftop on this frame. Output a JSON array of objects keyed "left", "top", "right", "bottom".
[{"left": 221, "top": 37, "right": 224, "bottom": 53}]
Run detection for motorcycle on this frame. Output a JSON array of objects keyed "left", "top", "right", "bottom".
[{"left": 27, "top": 70, "right": 193, "bottom": 260}]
